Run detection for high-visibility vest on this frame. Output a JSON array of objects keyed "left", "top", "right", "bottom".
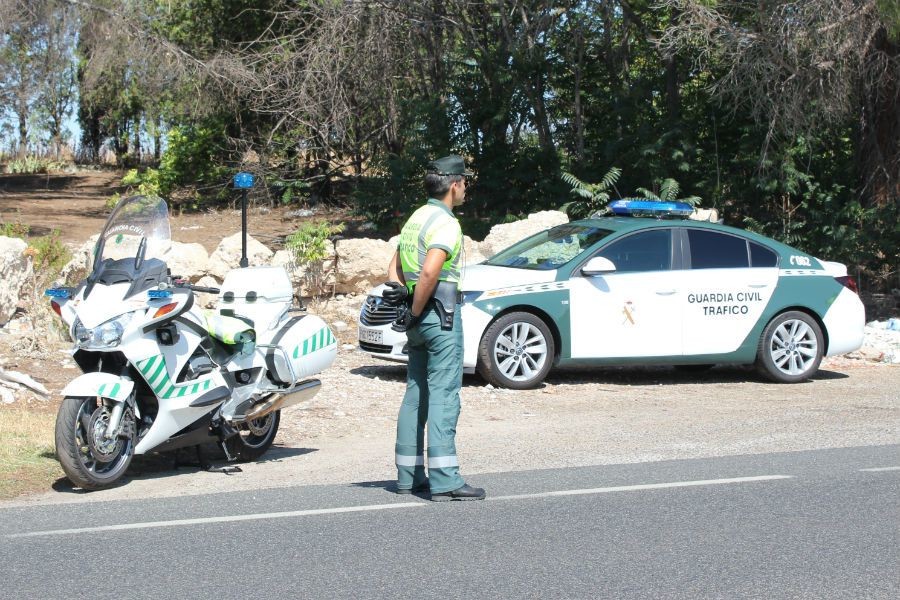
[{"left": 397, "top": 199, "right": 462, "bottom": 292}]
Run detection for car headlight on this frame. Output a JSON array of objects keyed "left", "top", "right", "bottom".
[
  {"left": 461, "top": 291, "right": 483, "bottom": 304},
  {"left": 73, "top": 313, "right": 133, "bottom": 348}
]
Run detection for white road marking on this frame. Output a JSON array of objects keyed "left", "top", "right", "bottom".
[
  {"left": 487, "top": 475, "right": 794, "bottom": 501},
  {"left": 7, "top": 475, "right": 793, "bottom": 539},
  {"left": 7, "top": 502, "right": 426, "bottom": 539},
  {"left": 859, "top": 467, "right": 900, "bottom": 472}
]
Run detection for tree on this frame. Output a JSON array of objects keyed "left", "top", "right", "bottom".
[{"left": 661, "top": 0, "right": 899, "bottom": 207}]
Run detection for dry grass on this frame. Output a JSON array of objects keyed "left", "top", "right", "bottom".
[{"left": 0, "top": 405, "right": 62, "bottom": 500}]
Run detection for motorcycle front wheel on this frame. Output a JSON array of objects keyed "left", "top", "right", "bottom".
[
  {"left": 225, "top": 410, "right": 280, "bottom": 461},
  {"left": 55, "top": 396, "right": 135, "bottom": 490}
]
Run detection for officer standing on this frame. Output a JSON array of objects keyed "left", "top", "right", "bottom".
[{"left": 383, "top": 155, "right": 486, "bottom": 501}]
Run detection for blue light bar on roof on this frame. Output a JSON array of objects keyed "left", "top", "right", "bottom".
[{"left": 609, "top": 199, "right": 694, "bottom": 218}]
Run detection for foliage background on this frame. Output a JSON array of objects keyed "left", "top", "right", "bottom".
[{"left": 0, "top": 0, "right": 897, "bottom": 292}]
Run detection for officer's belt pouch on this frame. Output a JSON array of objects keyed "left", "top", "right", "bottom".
[{"left": 432, "top": 280, "right": 459, "bottom": 330}]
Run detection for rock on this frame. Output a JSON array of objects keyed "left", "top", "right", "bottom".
[
  {"left": 272, "top": 249, "right": 306, "bottom": 284},
  {"left": 479, "top": 210, "right": 569, "bottom": 257},
  {"left": 59, "top": 235, "right": 99, "bottom": 284},
  {"left": 159, "top": 241, "right": 209, "bottom": 282},
  {"left": 0, "top": 386, "right": 14, "bottom": 404},
  {"left": 193, "top": 275, "right": 222, "bottom": 308},
  {"left": 332, "top": 320, "right": 349, "bottom": 332},
  {"left": 207, "top": 233, "right": 274, "bottom": 280},
  {"left": 0, "top": 236, "right": 32, "bottom": 324},
  {"left": 689, "top": 208, "right": 720, "bottom": 223},
  {"left": 333, "top": 238, "right": 393, "bottom": 294},
  {"left": 463, "top": 235, "right": 486, "bottom": 265}
]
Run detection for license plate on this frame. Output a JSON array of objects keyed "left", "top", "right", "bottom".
[{"left": 359, "top": 326, "right": 383, "bottom": 345}]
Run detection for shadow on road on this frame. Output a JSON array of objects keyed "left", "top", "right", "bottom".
[
  {"left": 350, "top": 479, "right": 430, "bottom": 497},
  {"left": 49, "top": 444, "right": 318, "bottom": 494}
]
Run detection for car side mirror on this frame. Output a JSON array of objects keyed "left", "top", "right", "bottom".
[{"left": 581, "top": 256, "right": 617, "bottom": 276}]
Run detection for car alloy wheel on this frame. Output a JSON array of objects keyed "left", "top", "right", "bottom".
[
  {"left": 756, "top": 311, "right": 823, "bottom": 383},
  {"left": 478, "top": 311, "right": 555, "bottom": 389}
]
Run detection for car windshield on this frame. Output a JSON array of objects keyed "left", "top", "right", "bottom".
[
  {"left": 96, "top": 195, "right": 171, "bottom": 266},
  {"left": 485, "top": 223, "right": 615, "bottom": 270}
]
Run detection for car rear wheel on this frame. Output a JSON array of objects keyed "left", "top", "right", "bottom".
[
  {"left": 477, "top": 312, "right": 555, "bottom": 390},
  {"left": 756, "top": 311, "right": 824, "bottom": 383}
]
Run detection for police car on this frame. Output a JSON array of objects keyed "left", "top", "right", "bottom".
[{"left": 358, "top": 200, "right": 865, "bottom": 389}]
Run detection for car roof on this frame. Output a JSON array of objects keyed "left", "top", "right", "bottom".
[{"left": 574, "top": 216, "right": 793, "bottom": 251}]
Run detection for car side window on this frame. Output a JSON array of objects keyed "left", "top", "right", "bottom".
[
  {"left": 687, "top": 230, "right": 749, "bottom": 269},
  {"left": 596, "top": 229, "right": 672, "bottom": 272},
  {"left": 749, "top": 241, "right": 778, "bottom": 267}
]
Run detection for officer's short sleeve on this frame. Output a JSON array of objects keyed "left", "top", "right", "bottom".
[{"left": 426, "top": 217, "right": 461, "bottom": 256}]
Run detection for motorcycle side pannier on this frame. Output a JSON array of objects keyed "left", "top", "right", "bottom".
[{"left": 261, "top": 313, "right": 338, "bottom": 383}]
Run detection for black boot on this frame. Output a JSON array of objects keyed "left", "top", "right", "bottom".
[{"left": 430, "top": 484, "right": 486, "bottom": 501}]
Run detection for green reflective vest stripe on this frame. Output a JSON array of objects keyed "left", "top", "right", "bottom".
[{"left": 398, "top": 199, "right": 462, "bottom": 291}]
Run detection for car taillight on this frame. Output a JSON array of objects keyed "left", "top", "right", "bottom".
[
  {"left": 51, "top": 300, "right": 62, "bottom": 317},
  {"left": 153, "top": 303, "right": 178, "bottom": 318},
  {"left": 835, "top": 276, "right": 858, "bottom": 294}
]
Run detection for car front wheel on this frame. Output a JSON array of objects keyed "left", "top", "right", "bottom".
[
  {"left": 756, "top": 311, "right": 824, "bottom": 383},
  {"left": 477, "top": 312, "right": 555, "bottom": 390}
]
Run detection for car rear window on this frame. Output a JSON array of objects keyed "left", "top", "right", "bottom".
[
  {"left": 750, "top": 242, "right": 779, "bottom": 267},
  {"left": 688, "top": 229, "right": 749, "bottom": 269}
]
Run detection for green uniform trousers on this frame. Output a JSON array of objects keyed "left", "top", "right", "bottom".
[{"left": 395, "top": 303, "right": 466, "bottom": 494}]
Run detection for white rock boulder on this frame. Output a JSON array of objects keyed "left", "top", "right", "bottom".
[
  {"left": 479, "top": 210, "right": 569, "bottom": 257},
  {"left": 0, "top": 236, "right": 32, "bottom": 324},
  {"left": 160, "top": 241, "right": 209, "bottom": 281},
  {"left": 334, "top": 238, "right": 394, "bottom": 294},
  {"left": 207, "top": 233, "right": 274, "bottom": 281},
  {"left": 59, "top": 234, "right": 99, "bottom": 284}
]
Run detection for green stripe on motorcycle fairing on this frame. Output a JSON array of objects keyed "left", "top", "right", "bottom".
[
  {"left": 110, "top": 383, "right": 120, "bottom": 398},
  {"left": 98, "top": 383, "right": 106, "bottom": 396},
  {"left": 176, "top": 385, "right": 189, "bottom": 398},
  {"left": 139, "top": 356, "right": 157, "bottom": 375},
  {"left": 153, "top": 376, "right": 170, "bottom": 395},
  {"left": 204, "top": 380, "right": 211, "bottom": 391},
  {"left": 191, "top": 383, "right": 200, "bottom": 395},
  {"left": 148, "top": 360, "right": 166, "bottom": 386}
]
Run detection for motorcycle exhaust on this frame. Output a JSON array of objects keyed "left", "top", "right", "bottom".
[{"left": 243, "top": 378, "right": 321, "bottom": 421}]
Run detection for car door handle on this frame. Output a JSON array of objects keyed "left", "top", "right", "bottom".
[{"left": 655, "top": 290, "right": 677, "bottom": 296}]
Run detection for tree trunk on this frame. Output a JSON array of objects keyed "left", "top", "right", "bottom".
[{"left": 858, "top": 26, "right": 899, "bottom": 207}]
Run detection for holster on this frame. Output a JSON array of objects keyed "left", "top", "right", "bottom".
[{"left": 431, "top": 280, "right": 460, "bottom": 331}]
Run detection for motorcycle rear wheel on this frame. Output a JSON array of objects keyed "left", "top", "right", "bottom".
[
  {"left": 224, "top": 410, "right": 280, "bottom": 461},
  {"left": 55, "top": 396, "right": 135, "bottom": 490}
]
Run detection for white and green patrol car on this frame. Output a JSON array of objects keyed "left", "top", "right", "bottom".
[{"left": 358, "top": 203, "right": 865, "bottom": 389}]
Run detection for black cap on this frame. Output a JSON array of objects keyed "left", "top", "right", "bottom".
[{"left": 427, "top": 155, "right": 473, "bottom": 177}]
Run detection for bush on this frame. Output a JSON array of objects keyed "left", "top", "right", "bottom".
[
  {"left": 4, "top": 156, "right": 65, "bottom": 174},
  {"left": 0, "top": 221, "right": 30, "bottom": 238},
  {"left": 285, "top": 220, "right": 346, "bottom": 298},
  {"left": 25, "top": 230, "right": 71, "bottom": 279}
]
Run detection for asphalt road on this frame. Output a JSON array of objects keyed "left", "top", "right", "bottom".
[{"left": 1, "top": 445, "right": 898, "bottom": 600}]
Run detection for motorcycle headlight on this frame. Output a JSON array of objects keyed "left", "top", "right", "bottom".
[{"left": 73, "top": 313, "right": 133, "bottom": 349}]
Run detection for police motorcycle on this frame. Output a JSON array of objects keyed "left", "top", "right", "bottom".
[{"left": 46, "top": 194, "right": 337, "bottom": 489}]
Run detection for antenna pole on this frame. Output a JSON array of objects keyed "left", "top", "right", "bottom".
[
  {"left": 234, "top": 172, "right": 255, "bottom": 268},
  {"left": 240, "top": 187, "right": 249, "bottom": 268}
]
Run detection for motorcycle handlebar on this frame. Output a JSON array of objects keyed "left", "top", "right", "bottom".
[
  {"left": 170, "top": 278, "right": 220, "bottom": 295},
  {"left": 190, "top": 285, "right": 220, "bottom": 294}
]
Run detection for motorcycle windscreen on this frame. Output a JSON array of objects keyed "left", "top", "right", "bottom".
[{"left": 95, "top": 195, "right": 172, "bottom": 268}]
